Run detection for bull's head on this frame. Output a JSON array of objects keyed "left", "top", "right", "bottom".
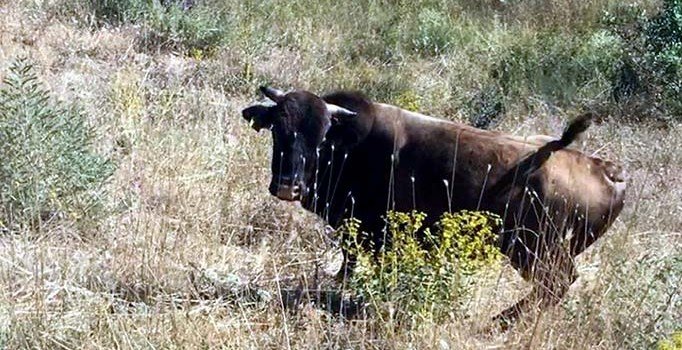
[{"left": 242, "top": 86, "right": 357, "bottom": 202}]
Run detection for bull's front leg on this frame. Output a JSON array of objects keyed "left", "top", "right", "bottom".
[
  {"left": 334, "top": 213, "right": 386, "bottom": 282},
  {"left": 336, "top": 249, "right": 357, "bottom": 283}
]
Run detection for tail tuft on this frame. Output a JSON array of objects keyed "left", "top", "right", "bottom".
[{"left": 559, "top": 113, "right": 593, "bottom": 147}]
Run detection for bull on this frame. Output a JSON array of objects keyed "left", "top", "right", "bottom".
[{"left": 241, "top": 86, "right": 626, "bottom": 322}]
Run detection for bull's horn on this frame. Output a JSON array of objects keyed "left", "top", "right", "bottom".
[
  {"left": 260, "top": 86, "right": 285, "bottom": 103},
  {"left": 327, "top": 103, "right": 357, "bottom": 119}
]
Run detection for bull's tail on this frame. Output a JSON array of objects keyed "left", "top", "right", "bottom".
[
  {"left": 486, "top": 113, "right": 593, "bottom": 197},
  {"left": 557, "top": 112, "right": 592, "bottom": 148}
]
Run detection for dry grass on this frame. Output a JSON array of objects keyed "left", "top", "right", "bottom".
[{"left": 0, "top": 0, "right": 680, "bottom": 349}]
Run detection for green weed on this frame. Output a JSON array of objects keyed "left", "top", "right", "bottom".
[
  {"left": 659, "top": 331, "right": 682, "bottom": 350},
  {"left": 0, "top": 58, "right": 114, "bottom": 231},
  {"left": 341, "top": 210, "right": 503, "bottom": 324}
]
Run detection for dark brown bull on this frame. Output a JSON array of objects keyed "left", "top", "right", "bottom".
[{"left": 242, "top": 86, "right": 626, "bottom": 322}]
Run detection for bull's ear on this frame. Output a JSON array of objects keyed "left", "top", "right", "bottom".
[
  {"left": 242, "top": 104, "right": 273, "bottom": 132},
  {"left": 327, "top": 103, "right": 357, "bottom": 121},
  {"left": 260, "top": 86, "right": 285, "bottom": 103}
]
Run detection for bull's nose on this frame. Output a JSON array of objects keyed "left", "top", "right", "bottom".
[{"left": 275, "top": 185, "right": 300, "bottom": 201}]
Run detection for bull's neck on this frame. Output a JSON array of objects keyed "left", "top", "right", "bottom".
[
  {"left": 300, "top": 106, "right": 404, "bottom": 226},
  {"left": 300, "top": 140, "right": 353, "bottom": 226}
]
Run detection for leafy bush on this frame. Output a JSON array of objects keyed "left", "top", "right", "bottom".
[
  {"left": 86, "top": 0, "right": 149, "bottom": 24},
  {"left": 411, "top": 8, "right": 457, "bottom": 56},
  {"left": 466, "top": 85, "right": 505, "bottom": 129},
  {"left": 394, "top": 90, "right": 421, "bottom": 112},
  {"left": 607, "top": 0, "right": 682, "bottom": 120},
  {"left": 659, "top": 331, "right": 682, "bottom": 350},
  {"left": 49, "top": 0, "right": 150, "bottom": 26},
  {"left": 0, "top": 58, "right": 114, "bottom": 231},
  {"left": 642, "top": 0, "right": 682, "bottom": 117},
  {"left": 341, "top": 210, "right": 503, "bottom": 323}
]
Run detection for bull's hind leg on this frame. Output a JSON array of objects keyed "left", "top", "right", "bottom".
[
  {"left": 495, "top": 234, "right": 577, "bottom": 325},
  {"left": 570, "top": 174, "right": 626, "bottom": 256}
]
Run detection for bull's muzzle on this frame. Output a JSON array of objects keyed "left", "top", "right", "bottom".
[
  {"left": 274, "top": 185, "right": 301, "bottom": 201},
  {"left": 269, "top": 177, "right": 302, "bottom": 201}
]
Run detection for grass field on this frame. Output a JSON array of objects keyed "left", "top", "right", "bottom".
[{"left": 0, "top": 0, "right": 680, "bottom": 348}]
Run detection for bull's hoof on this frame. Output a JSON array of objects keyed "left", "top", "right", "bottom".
[
  {"left": 486, "top": 304, "right": 523, "bottom": 333},
  {"left": 490, "top": 312, "right": 515, "bottom": 332},
  {"left": 476, "top": 312, "right": 514, "bottom": 334}
]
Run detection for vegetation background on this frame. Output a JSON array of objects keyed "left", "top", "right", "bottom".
[{"left": 0, "top": 0, "right": 680, "bottom": 348}]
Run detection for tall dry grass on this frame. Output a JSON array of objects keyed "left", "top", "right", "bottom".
[{"left": 0, "top": 0, "right": 680, "bottom": 348}]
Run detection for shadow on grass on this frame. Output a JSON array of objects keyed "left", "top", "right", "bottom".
[{"left": 279, "top": 287, "right": 367, "bottom": 319}]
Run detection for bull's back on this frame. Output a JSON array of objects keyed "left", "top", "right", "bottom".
[{"left": 367, "top": 103, "right": 626, "bottom": 244}]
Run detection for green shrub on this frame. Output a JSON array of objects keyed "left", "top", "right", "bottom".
[
  {"left": 337, "top": 3, "right": 401, "bottom": 62},
  {"left": 48, "top": 0, "right": 150, "bottom": 26},
  {"left": 341, "top": 210, "right": 503, "bottom": 323},
  {"left": 394, "top": 90, "right": 421, "bottom": 112},
  {"left": 643, "top": 0, "right": 682, "bottom": 117},
  {"left": 659, "top": 331, "right": 682, "bottom": 350},
  {"left": 466, "top": 84, "right": 505, "bottom": 129},
  {"left": 607, "top": 0, "right": 682, "bottom": 120},
  {"left": 86, "top": 0, "right": 149, "bottom": 24},
  {"left": 411, "top": 8, "right": 457, "bottom": 56},
  {"left": 0, "top": 58, "right": 114, "bottom": 231}
]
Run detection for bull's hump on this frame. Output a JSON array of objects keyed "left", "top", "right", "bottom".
[{"left": 376, "top": 103, "right": 453, "bottom": 125}]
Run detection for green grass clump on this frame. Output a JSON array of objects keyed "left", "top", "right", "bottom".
[
  {"left": 342, "top": 210, "right": 502, "bottom": 324},
  {"left": 138, "top": 2, "right": 228, "bottom": 55},
  {"left": 85, "top": 0, "right": 148, "bottom": 24},
  {"left": 52, "top": 0, "right": 228, "bottom": 55},
  {"left": 494, "top": 30, "right": 622, "bottom": 106},
  {"left": 0, "top": 58, "right": 114, "bottom": 231},
  {"left": 595, "top": 249, "right": 682, "bottom": 348}
]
